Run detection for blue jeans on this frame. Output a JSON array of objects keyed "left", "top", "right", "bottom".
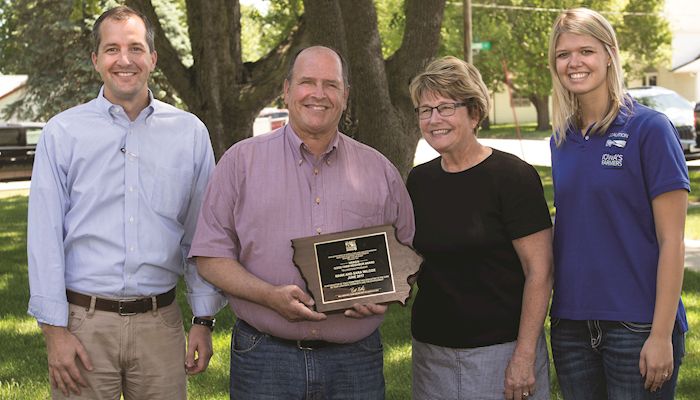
[
  {"left": 551, "top": 319, "right": 685, "bottom": 400},
  {"left": 229, "top": 319, "right": 385, "bottom": 400}
]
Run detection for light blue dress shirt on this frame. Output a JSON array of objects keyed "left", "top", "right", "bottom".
[{"left": 27, "top": 88, "right": 226, "bottom": 327}]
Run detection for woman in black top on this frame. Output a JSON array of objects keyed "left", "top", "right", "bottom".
[{"left": 407, "top": 56, "right": 553, "bottom": 400}]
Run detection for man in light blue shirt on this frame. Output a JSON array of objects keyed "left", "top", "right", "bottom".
[{"left": 27, "top": 6, "right": 225, "bottom": 399}]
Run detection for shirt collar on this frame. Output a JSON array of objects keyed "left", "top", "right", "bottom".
[
  {"left": 284, "top": 124, "right": 340, "bottom": 166},
  {"left": 95, "top": 86, "right": 156, "bottom": 122},
  {"left": 609, "top": 102, "right": 632, "bottom": 128},
  {"left": 565, "top": 100, "right": 633, "bottom": 139}
]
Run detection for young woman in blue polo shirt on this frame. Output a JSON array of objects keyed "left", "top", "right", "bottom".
[{"left": 548, "top": 8, "right": 689, "bottom": 399}]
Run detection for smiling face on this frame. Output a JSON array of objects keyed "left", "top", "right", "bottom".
[
  {"left": 91, "top": 16, "right": 156, "bottom": 110},
  {"left": 283, "top": 47, "right": 348, "bottom": 139},
  {"left": 418, "top": 92, "right": 478, "bottom": 157},
  {"left": 554, "top": 32, "right": 610, "bottom": 103}
]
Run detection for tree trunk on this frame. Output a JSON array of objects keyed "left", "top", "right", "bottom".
[
  {"left": 302, "top": 0, "right": 445, "bottom": 178},
  {"left": 529, "top": 94, "right": 551, "bottom": 132},
  {"left": 127, "top": 0, "right": 309, "bottom": 159},
  {"left": 129, "top": 0, "right": 445, "bottom": 173},
  {"left": 481, "top": 116, "right": 491, "bottom": 131}
]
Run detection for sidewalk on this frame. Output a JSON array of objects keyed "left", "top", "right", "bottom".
[
  {"left": 414, "top": 137, "right": 552, "bottom": 167},
  {"left": 686, "top": 241, "right": 700, "bottom": 272},
  {"left": 0, "top": 180, "right": 30, "bottom": 199}
]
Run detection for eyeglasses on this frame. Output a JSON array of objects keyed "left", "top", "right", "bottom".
[{"left": 415, "top": 102, "right": 466, "bottom": 120}]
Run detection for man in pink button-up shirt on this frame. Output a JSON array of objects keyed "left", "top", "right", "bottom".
[{"left": 190, "top": 46, "right": 415, "bottom": 399}]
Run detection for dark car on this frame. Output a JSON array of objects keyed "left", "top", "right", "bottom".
[
  {"left": 628, "top": 86, "right": 697, "bottom": 154},
  {"left": 0, "top": 122, "right": 44, "bottom": 181}
]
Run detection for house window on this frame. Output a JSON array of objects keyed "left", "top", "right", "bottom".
[
  {"left": 512, "top": 96, "right": 530, "bottom": 108},
  {"left": 643, "top": 74, "right": 658, "bottom": 86}
]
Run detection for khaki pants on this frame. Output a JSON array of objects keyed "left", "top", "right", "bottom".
[{"left": 51, "top": 301, "right": 187, "bottom": 400}]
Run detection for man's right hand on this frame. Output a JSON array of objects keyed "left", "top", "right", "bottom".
[
  {"left": 40, "top": 324, "right": 93, "bottom": 396},
  {"left": 268, "top": 285, "right": 327, "bottom": 322},
  {"left": 196, "top": 257, "right": 327, "bottom": 323}
]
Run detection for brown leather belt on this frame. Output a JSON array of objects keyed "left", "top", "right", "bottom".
[{"left": 66, "top": 288, "right": 176, "bottom": 316}]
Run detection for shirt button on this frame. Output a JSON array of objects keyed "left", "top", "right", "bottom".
[
  {"left": 314, "top": 168, "right": 319, "bottom": 175},
  {"left": 326, "top": 160, "right": 331, "bottom": 165},
  {"left": 315, "top": 197, "right": 320, "bottom": 205},
  {"left": 129, "top": 186, "right": 134, "bottom": 192},
  {"left": 585, "top": 136, "right": 590, "bottom": 141},
  {"left": 129, "top": 216, "right": 135, "bottom": 223},
  {"left": 316, "top": 228, "right": 322, "bottom": 234},
  {"left": 298, "top": 159, "right": 303, "bottom": 165},
  {"left": 129, "top": 246, "right": 135, "bottom": 252}
]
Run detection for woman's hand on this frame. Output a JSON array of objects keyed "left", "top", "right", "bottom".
[{"left": 639, "top": 334, "right": 674, "bottom": 392}]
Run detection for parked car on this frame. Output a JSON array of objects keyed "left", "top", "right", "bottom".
[
  {"left": 0, "top": 122, "right": 44, "bottom": 181},
  {"left": 253, "top": 108, "right": 288, "bottom": 136},
  {"left": 627, "top": 86, "right": 696, "bottom": 153}
]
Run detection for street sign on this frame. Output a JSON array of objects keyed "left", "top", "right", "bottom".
[{"left": 472, "top": 42, "right": 492, "bottom": 50}]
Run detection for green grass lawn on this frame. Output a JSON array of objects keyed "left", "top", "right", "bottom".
[
  {"left": 479, "top": 122, "right": 552, "bottom": 140},
  {"left": 2, "top": 172, "right": 700, "bottom": 398}
]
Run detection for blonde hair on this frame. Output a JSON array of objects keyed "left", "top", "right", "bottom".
[
  {"left": 548, "top": 7, "right": 631, "bottom": 146},
  {"left": 409, "top": 56, "right": 490, "bottom": 135}
]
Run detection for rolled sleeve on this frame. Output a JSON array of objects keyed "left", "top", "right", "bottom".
[
  {"left": 184, "top": 260, "right": 228, "bottom": 316},
  {"left": 27, "top": 123, "right": 70, "bottom": 326},
  {"left": 28, "top": 295, "right": 69, "bottom": 326},
  {"left": 181, "top": 123, "right": 227, "bottom": 316}
]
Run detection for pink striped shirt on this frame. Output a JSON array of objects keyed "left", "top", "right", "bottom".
[{"left": 190, "top": 125, "right": 415, "bottom": 342}]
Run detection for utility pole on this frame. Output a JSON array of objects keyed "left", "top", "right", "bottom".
[{"left": 463, "top": 0, "right": 472, "bottom": 64}]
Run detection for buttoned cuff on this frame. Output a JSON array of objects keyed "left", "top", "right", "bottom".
[
  {"left": 187, "top": 292, "right": 228, "bottom": 317},
  {"left": 28, "top": 295, "right": 69, "bottom": 327}
]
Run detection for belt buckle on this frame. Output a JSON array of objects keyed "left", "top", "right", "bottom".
[
  {"left": 118, "top": 299, "right": 138, "bottom": 316},
  {"left": 296, "top": 340, "right": 314, "bottom": 351}
]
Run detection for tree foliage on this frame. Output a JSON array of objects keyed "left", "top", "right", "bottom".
[
  {"left": 0, "top": 0, "right": 187, "bottom": 119},
  {"left": 617, "top": 0, "right": 672, "bottom": 79},
  {"left": 0, "top": 0, "right": 669, "bottom": 175},
  {"left": 0, "top": 0, "right": 103, "bottom": 120},
  {"left": 438, "top": 0, "right": 671, "bottom": 131},
  {"left": 0, "top": 0, "right": 445, "bottom": 176}
]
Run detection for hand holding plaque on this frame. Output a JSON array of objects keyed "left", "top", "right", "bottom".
[{"left": 291, "top": 225, "right": 422, "bottom": 313}]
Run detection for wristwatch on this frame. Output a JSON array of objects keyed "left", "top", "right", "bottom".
[{"left": 191, "top": 316, "right": 216, "bottom": 331}]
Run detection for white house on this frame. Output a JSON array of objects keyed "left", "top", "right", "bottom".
[
  {"left": 0, "top": 75, "right": 28, "bottom": 122},
  {"left": 634, "top": 0, "right": 700, "bottom": 103}
]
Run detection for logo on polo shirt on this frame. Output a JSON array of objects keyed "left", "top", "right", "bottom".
[
  {"left": 601, "top": 153, "right": 624, "bottom": 167},
  {"left": 606, "top": 132, "right": 628, "bottom": 149},
  {"left": 605, "top": 139, "right": 626, "bottom": 148},
  {"left": 609, "top": 132, "right": 629, "bottom": 139}
]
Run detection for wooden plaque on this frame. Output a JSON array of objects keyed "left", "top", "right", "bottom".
[{"left": 291, "top": 224, "right": 422, "bottom": 313}]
